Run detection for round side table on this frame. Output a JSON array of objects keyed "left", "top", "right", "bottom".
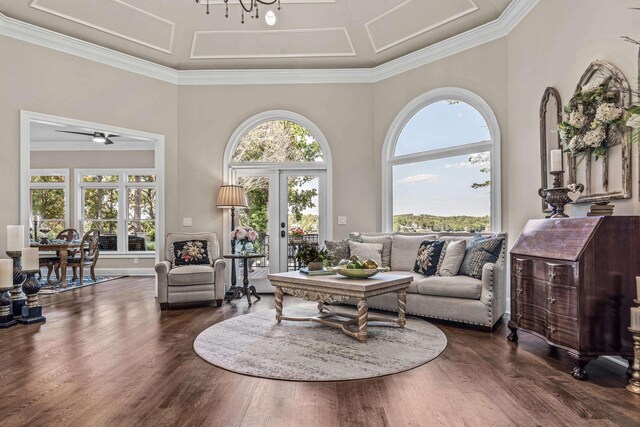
[{"left": 223, "top": 253, "right": 264, "bottom": 306}]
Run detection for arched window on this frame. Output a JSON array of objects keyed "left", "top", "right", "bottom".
[{"left": 382, "top": 88, "right": 501, "bottom": 233}]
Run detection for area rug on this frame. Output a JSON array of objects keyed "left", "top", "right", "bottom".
[
  {"left": 193, "top": 304, "right": 447, "bottom": 381},
  {"left": 39, "top": 275, "right": 125, "bottom": 295}
]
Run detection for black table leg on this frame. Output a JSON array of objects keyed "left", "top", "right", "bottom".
[{"left": 243, "top": 258, "right": 252, "bottom": 306}]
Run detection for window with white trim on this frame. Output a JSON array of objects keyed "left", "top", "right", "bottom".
[
  {"left": 29, "top": 169, "right": 69, "bottom": 239},
  {"left": 384, "top": 92, "right": 500, "bottom": 233},
  {"left": 77, "top": 170, "right": 156, "bottom": 253}
]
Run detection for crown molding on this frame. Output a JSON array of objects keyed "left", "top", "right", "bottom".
[{"left": 0, "top": 0, "right": 539, "bottom": 86}]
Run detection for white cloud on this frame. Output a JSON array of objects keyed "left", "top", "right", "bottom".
[
  {"left": 395, "top": 174, "right": 438, "bottom": 184},
  {"left": 444, "top": 161, "right": 474, "bottom": 169}
]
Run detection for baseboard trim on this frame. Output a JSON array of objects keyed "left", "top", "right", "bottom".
[{"left": 94, "top": 268, "right": 154, "bottom": 276}]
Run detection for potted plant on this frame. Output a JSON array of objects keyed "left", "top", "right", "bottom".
[
  {"left": 295, "top": 244, "right": 334, "bottom": 270},
  {"left": 289, "top": 226, "right": 305, "bottom": 244}
]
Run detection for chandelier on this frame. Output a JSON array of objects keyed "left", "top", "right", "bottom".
[{"left": 194, "top": 0, "right": 282, "bottom": 24}]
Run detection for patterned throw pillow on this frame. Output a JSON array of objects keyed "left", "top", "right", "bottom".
[
  {"left": 324, "top": 240, "right": 350, "bottom": 265},
  {"left": 172, "top": 240, "right": 211, "bottom": 267},
  {"left": 413, "top": 240, "right": 446, "bottom": 277},
  {"left": 459, "top": 235, "right": 504, "bottom": 279}
]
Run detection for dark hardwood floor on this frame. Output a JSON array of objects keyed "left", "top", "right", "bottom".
[{"left": 1, "top": 277, "right": 639, "bottom": 427}]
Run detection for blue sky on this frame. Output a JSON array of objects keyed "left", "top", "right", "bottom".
[{"left": 393, "top": 101, "right": 491, "bottom": 217}]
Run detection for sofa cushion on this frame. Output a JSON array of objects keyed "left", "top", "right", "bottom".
[
  {"left": 360, "top": 235, "right": 392, "bottom": 268},
  {"left": 439, "top": 240, "right": 467, "bottom": 276},
  {"left": 415, "top": 275, "right": 482, "bottom": 300},
  {"left": 413, "top": 240, "right": 446, "bottom": 277},
  {"left": 459, "top": 235, "right": 504, "bottom": 279},
  {"left": 404, "top": 272, "right": 424, "bottom": 294},
  {"left": 391, "top": 234, "right": 436, "bottom": 271},
  {"left": 168, "top": 265, "right": 215, "bottom": 286},
  {"left": 348, "top": 241, "right": 383, "bottom": 266},
  {"left": 324, "top": 240, "right": 350, "bottom": 265}
]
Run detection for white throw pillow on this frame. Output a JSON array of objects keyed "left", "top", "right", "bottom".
[
  {"left": 348, "top": 241, "right": 383, "bottom": 266},
  {"left": 438, "top": 240, "right": 467, "bottom": 276}
]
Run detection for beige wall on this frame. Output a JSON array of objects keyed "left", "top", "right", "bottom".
[
  {"left": 1, "top": 0, "right": 639, "bottom": 275},
  {"left": 0, "top": 36, "right": 178, "bottom": 271},
  {"left": 505, "top": 0, "right": 640, "bottom": 245}
]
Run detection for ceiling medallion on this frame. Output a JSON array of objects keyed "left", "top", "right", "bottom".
[{"left": 194, "top": 0, "right": 282, "bottom": 24}]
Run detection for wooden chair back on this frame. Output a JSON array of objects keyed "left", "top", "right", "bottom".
[
  {"left": 81, "top": 229, "right": 101, "bottom": 262},
  {"left": 56, "top": 228, "right": 80, "bottom": 242}
]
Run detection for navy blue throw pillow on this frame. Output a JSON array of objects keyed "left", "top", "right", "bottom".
[
  {"left": 172, "top": 240, "right": 211, "bottom": 267},
  {"left": 413, "top": 240, "right": 446, "bottom": 277}
]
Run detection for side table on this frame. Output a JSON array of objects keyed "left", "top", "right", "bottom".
[{"left": 223, "top": 253, "right": 264, "bottom": 306}]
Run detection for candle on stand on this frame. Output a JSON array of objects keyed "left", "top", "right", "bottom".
[
  {"left": 550, "top": 149, "right": 563, "bottom": 173},
  {"left": 21, "top": 248, "right": 39, "bottom": 271},
  {"left": 632, "top": 307, "right": 640, "bottom": 331},
  {"left": 0, "top": 259, "right": 12, "bottom": 290},
  {"left": 636, "top": 276, "right": 640, "bottom": 301},
  {"left": 6, "top": 225, "right": 25, "bottom": 252}
]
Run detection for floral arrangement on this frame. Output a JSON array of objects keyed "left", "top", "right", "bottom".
[
  {"left": 559, "top": 81, "right": 625, "bottom": 159},
  {"left": 289, "top": 226, "right": 305, "bottom": 237},
  {"left": 230, "top": 226, "right": 258, "bottom": 253}
]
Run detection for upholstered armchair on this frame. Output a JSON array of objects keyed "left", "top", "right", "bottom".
[{"left": 155, "top": 232, "right": 227, "bottom": 310}]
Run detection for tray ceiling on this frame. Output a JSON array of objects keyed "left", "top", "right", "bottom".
[{"left": 0, "top": 0, "right": 512, "bottom": 70}]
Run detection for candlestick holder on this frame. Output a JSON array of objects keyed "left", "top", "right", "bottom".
[
  {"left": 0, "top": 288, "right": 16, "bottom": 328},
  {"left": 628, "top": 328, "right": 640, "bottom": 394},
  {"left": 6, "top": 251, "right": 26, "bottom": 317},
  {"left": 538, "top": 171, "right": 584, "bottom": 218},
  {"left": 16, "top": 269, "right": 45, "bottom": 325}
]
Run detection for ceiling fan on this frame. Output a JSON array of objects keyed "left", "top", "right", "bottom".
[{"left": 56, "top": 130, "right": 120, "bottom": 145}]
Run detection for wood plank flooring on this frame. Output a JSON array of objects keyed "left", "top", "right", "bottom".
[{"left": 1, "top": 276, "right": 639, "bottom": 427}]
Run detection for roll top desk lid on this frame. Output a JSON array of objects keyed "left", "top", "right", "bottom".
[{"left": 510, "top": 217, "right": 603, "bottom": 261}]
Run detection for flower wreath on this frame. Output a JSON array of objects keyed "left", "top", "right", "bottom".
[{"left": 558, "top": 81, "right": 625, "bottom": 160}]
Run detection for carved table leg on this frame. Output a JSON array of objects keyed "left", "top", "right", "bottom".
[
  {"left": 60, "top": 249, "right": 68, "bottom": 288},
  {"left": 397, "top": 290, "right": 406, "bottom": 327},
  {"left": 243, "top": 259, "right": 252, "bottom": 306},
  {"left": 249, "top": 285, "right": 261, "bottom": 302},
  {"left": 317, "top": 302, "right": 325, "bottom": 313},
  {"left": 357, "top": 299, "right": 368, "bottom": 342},
  {"left": 507, "top": 325, "right": 518, "bottom": 342},
  {"left": 275, "top": 286, "right": 283, "bottom": 324},
  {"left": 627, "top": 358, "right": 634, "bottom": 380}
]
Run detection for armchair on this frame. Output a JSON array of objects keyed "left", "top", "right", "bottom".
[{"left": 156, "top": 232, "right": 226, "bottom": 310}]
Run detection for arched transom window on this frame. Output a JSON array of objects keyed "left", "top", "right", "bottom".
[{"left": 383, "top": 88, "right": 501, "bottom": 233}]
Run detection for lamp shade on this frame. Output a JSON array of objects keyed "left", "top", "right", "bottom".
[{"left": 216, "top": 185, "right": 247, "bottom": 208}]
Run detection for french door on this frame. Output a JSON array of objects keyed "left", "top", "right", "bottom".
[{"left": 232, "top": 168, "right": 328, "bottom": 292}]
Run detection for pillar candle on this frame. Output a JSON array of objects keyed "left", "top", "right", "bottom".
[
  {"left": 7, "top": 225, "right": 25, "bottom": 252},
  {"left": 0, "top": 259, "right": 12, "bottom": 290},
  {"left": 632, "top": 307, "right": 640, "bottom": 331},
  {"left": 549, "top": 149, "right": 563, "bottom": 173},
  {"left": 22, "top": 247, "right": 39, "bottom": 272},
  {"left": 636, "top": 276, "right": 640, "bottom": 301}
]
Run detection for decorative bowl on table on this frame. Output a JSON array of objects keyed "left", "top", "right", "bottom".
[{"left": 331, "top": 267, "right": 380, "bottom": 279}]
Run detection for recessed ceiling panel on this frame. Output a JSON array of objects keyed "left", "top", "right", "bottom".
[
  {"left": 191, "top": 28, "right": 355, "bottom": 59},
  {"left": 30, "top": 0, "right": 175, "bottom": 53},
  {"left": 366, "top": 0, "right": 479, "bottom": 53}
]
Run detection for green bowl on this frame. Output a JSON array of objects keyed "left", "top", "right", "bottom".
[{"left": 332, "top": 267, "right": 379, "bottom": 279}]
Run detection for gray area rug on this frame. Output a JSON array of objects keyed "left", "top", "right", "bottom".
[{"left": 194, "top": 304, "right": 447, "bottom": 381}]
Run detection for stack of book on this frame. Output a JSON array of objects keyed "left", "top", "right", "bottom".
[
  {"left": 587, "top": 202, "right": 614, "bottom": 216},
  {"left": 299, "top": 267, "right": 335, "bottom": 276}
]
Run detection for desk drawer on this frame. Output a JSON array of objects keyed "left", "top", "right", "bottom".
[{"left": 546, "top": 284, "right": 578, "bottom": 318}]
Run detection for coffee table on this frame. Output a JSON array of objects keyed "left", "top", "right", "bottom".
[{"left": 268, "top": 271, "right": 412, "bottom": 342}]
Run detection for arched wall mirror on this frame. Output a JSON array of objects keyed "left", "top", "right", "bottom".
[{"left": 539, "top": 87, "right": 563, "bottom": 213}]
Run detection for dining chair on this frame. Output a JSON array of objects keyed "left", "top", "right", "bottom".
[
  {"left": 39, "top": 228, "right": 80, "bottom": 283},
  {"left": 67, "top": 229, "right": 100, "bottom": 285}
]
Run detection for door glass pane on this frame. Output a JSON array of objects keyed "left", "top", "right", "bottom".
[
  {"left": 237, "top": 176, "right": 270, "bottom": 277},
  {"left": 287, "top": 176, "right": 319, "bottom": 271},
  {"left": 392, "top": 152, "right": 491, "bottom": 233}
]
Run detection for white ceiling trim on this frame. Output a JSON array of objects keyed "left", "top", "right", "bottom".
[
  {"left": 30, "top": 0, "right": 176, "bottom": 54},
  {"left": 0, "top": 0, "right": 539, "bottom": 86},
  {"left": 190, "top": 27, "right": 355, "bottom": 59},
  {"left": 30, "top": 140, "right": 157, "bottom": 151},
  {"left": 365, "top": 0, "right": 479, "bottom": 54}
]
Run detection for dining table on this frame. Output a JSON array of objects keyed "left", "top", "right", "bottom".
[{"left": 30, "top": 240, "right": 85, "bottom": 288}]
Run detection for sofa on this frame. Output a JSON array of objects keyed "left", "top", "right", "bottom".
[
  {"left": 344, "top": 232, "right": 507, "bottom": 330},
  {"left": 155, "top": 232, "right": 227, "bottom": 309}
]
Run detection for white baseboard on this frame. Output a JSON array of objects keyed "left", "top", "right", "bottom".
[{"left": 94, "top": 268, "right": 154, "bottom": 276}]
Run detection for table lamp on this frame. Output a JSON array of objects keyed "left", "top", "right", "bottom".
[{"left": 216, "top": 185, "right": 247, "bottom": 288}]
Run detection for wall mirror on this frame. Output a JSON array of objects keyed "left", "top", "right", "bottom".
[{"left": 539, "top": 87, "right": 563, "bottom": 213}]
